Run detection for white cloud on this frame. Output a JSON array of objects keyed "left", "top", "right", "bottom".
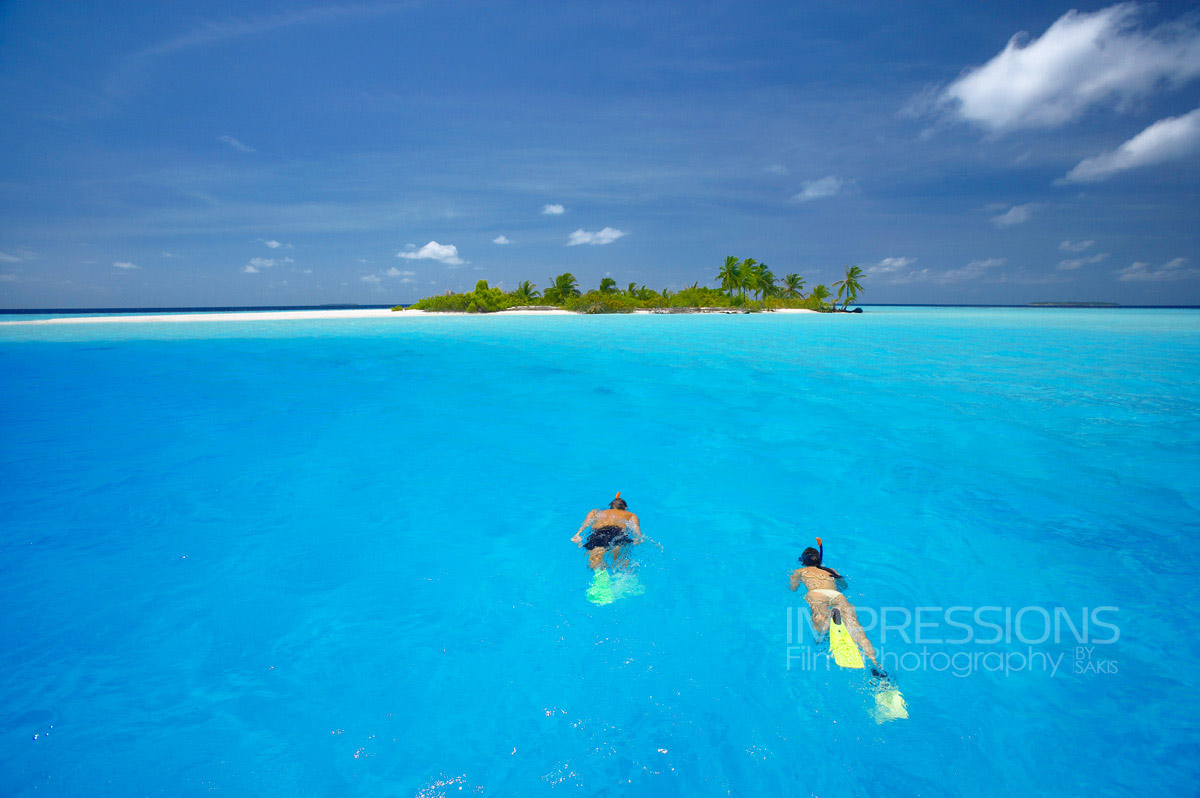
[
  {"left": 1061, "top": 107, "right": 1200, "bottom": 183},
  {"left": 1116, "top": 257, "right": 1197, "bottom": 281},
  {"left": 991, "top": 203, "right": 1036, "bottom": 227},
  {"left": 767, "top": 164, "right": 789, "bottom": 175},
  {"left": 941, "top": 5, "right": 1200, "bottom": 131},
  {"left": 0, "top": 248, "right": 35, "bottom": 263},
  {"left": 361, "top": 274, "right": 381, "bottom": 283},
  {"left": 161, "top": 251, "right": 178, "bottom": 258},
  {"left": 1059, "top": 239, "right": 1094, "bottom": 252},
  {"left": 384, "top": 268, "right": 416, "bottom": 283},
  {"left": 219, "top": 134, "right": 256, "bottom": 153},
  {"left": 397, "top": 241, "right": 466, "bottom": 266},
  {"left": 1058, "top": 252, "right": 1109, "bottom": 270},
  {"left": 937, "top": 258, "right": 1007, "bottom": 284},
  {"left": 493, "top": 235, "right": 512, "bottom": 245},
  {"left": 541, "top": 203, "right": 565, "bottom": 215},
  {"left": 864, "top": 256, "right": 917, "bottom": 276},
  {"left": 566, "top": 227, "right": 625, "bottom": 246},
  {"left": 265, "top": 240, "right": 282, "bottom": 248},
  {"left": 113, "top": 260, "right": 139, "bottom": 270},
  {"left": 247, "top": 256, "right": 291, "bottom": 269},
  {"left": 862, "top": 257, "right": 924, "bottom": 284},
  {"left": 793, "top": 176, "right": 845, "bottom": 202},
  {"left": 243, "top": 264, "right": 259, "bottom": 274}
]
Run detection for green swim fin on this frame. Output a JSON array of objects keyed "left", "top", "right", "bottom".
[
  {"left": 586, "top": 570, "right": 615, "bottom": 605},
  {"left": 612, "top": 572, "right": 645, "bottom": 599},
  {"left": 828, "top": 607, "right": 865, "bottom": 669}
]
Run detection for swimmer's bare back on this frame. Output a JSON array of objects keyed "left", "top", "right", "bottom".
[
  {"left": 790, "top": 565, "right": 838, "bottom": 592},
  {"left": 572, "top": 508, "right": 642, "bottom": 545}
]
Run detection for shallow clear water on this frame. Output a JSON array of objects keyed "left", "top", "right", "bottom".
[{"left": 2, "top": 308, "right": 1199, "bottom": 796}]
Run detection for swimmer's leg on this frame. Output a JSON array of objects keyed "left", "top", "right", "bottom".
[
  {"left": 805, "top": 593, "right": 832, "bottom": 637},
  {"left": 610, "top": 545, "right": 630, "bottom": 570},
  {"left": 587, "top": 547, "right": 606, "bottom": 570},
  {"left": 833, "top": 595, "right": 878, "bottom": 665}
]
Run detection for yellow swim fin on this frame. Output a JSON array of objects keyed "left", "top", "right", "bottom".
[
  {"left": 873, "top": 685, "right": 909, "bottom": 723},
  {"left": 828, "top": 607, "right": 865, "bottom": 669}
]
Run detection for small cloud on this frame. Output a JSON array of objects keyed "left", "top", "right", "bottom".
[
  {"left": 493, "top": 235, "right": 512, "bottom": 245},
  {"left": 938, "top": 257, "right": 1006, "bottom": 284},
  {"left": 793, "top": 176, "right": 845, "bottom": 202},
  {"left": 384, "top": 267, "right": 416, "bottom": 283},
  {"left": 566, "top": 227, "right": 625, "bottom": 246},
  {"left": 1057, "top": 253, "right": 1108, "bottom": 270},
  {"left": 113, "top": 260, "right": 139, "bottom": 270},
  {"left": 219, "top": 135, "right": 255, "bottom": 153},
  {"left": 541, "top": 203, "right": 565, "bottom": 215},
  {"left": 361, "top": 274, "right": 381, "bottom": 283},
  {"left": 255, "top": 238, "right": 292, "bottom": 249},
  {"left": 1060, "top": 107, "right": 1200, "bottom": 183},
  {"left": 766, "top": 164, "right": 789, "bottom": 175},
  {"left": 1059, "top": 239, "right": 1094, "bottom": 252},
  {"left": 243, "top": 264, "right": 260, "bottom": 274},
  {"left": 0, "top": 249, "right": 35, "bottom": 263},
  {"left": 397, "top": 241, "right": 466, "bottom": 266},
  {"left": 0, "top": 273, "right": 17, "bottom": 282},
  {"left": 991, "top": 203, "right": 1036, "bottom": 227},
  {"left": 1116, "top": 257, "right": 1197, "bottom": 282},
  {"left": 247, "top": 257, "right": 280, "bottom": 269},
  {"left": 863, "top": 257, "right": 921, "bottom": 282},
  {"left": 161, "top": 251, "right": 178, "bottom": 258},
  {"left": 301, "top": 269, "right": 313, "bottom": 274}
]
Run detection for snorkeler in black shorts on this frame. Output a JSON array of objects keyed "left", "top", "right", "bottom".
[
  {"left": 571, "top": 493, "right": 643, "bottom": 570},
  {"left": 584, "top": 525, "right": 633, "bottom": 550}
]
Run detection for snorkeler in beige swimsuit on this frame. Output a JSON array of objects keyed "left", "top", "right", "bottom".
[{"left": 789, "top": 539, "right": 879, "bottom": 667}]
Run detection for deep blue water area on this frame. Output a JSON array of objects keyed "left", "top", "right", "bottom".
[{"left": 2, "top": 308, "right": 1198, "bottom": 796}]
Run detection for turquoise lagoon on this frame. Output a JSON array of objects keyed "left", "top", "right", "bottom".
[{"left": 1, "top": 307, "right": 1198, "bottom": 796}]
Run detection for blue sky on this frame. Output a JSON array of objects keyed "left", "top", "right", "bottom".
[{"left": 1, "top": 1, "right": 1198, "bottom": 307}]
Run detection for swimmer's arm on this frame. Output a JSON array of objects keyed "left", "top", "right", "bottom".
[
  {"left": 571, "top": 510, "right": 597, "bottom": 545},
  {"left": 789, "top": 569, "right": 804, "bottom": 591},
  {"left": 628, "top": 513, "right": 642, "bottom": 543}
]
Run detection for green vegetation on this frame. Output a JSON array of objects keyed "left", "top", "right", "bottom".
[{"left": 396, "top": 258, "right": 862, "bottom": 313}]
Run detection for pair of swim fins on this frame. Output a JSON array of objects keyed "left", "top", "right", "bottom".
[
  {"left": 586, "top": 570, "right": 645, "bottom": 605},
  {"left": 828, "top": 607, "right": 909, "bottom": 722}
]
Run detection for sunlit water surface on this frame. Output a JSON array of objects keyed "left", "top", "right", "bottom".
[{"left": 2, "top": 308, "right": 1198, "bottom": 796}]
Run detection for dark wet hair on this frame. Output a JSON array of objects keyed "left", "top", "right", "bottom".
[
  {"left": 799, "top": 547, "right": 843, "bottom": 580},
  {"left": 610, "top": 497, "right": 627, "bottom": 510}
]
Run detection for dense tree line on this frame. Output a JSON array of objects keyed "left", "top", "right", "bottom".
[{"left": 400, "top": 258, "right": 864, "bottom": 313}]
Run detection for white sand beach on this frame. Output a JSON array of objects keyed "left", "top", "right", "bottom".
[
  {"left": 0, "top": 308, "right": 580, "bottom": 325},
  {"left": 0, "top": 307, "right": 833, "bottom": 325}
]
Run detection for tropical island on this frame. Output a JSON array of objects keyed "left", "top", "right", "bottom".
[{"left": 394, "top": 258, "right": 865, "bottom": 313}]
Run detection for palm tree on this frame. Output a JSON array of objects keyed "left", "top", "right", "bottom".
[
  {"left": 832, "top": 265, "right": 865, "bottom": 310},
  {"left": 513, "top": 281, "right": 539, "bottom": 302},
  {"left": 626, "top": 282, "right": 638, "bottom": 297},
  {"left": 782, "top": 273, "right": 805, "bottom": 298},
  {"left": 739, "top": 258, "right": 757, "bottom": 299},
  {"left": 551, "top": 272, "right": 580, "bottom": 298},
  {"left": 757, "top": 264, "right": 776, "bottom": 299},
  {"left": 599, "top": 277, "right": 618, "bottom": 294},
  {"left": 809, "top": 283, "right": 831, "bottom": 310},
  {"left": 717, "top": 255, "right": 742, "bottom": 297}
]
